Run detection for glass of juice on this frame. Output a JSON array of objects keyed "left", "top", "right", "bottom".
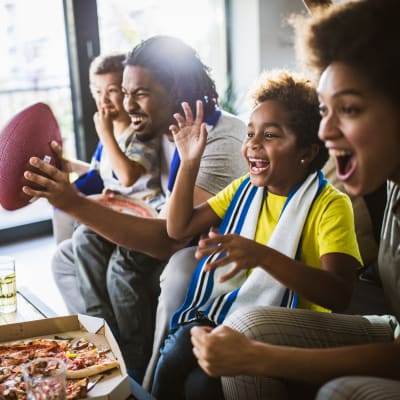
[{"left": 0, "top": 256, "right": 16, "bottom": 313}]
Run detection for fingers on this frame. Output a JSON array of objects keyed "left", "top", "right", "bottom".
[
  {"left": 195, "top": 100, "right": 204, "bottom": 124},
  {"left": 169, "top": 124, "right": 179, "bottom": 136},
  {"left": 173, "top": 100, "right": 204, "bottom": 129},
  {"left": 23, "top": 157, "right": 65, "bottom": 193},
  {"left": 181, "top": 101, "right": 194, "bottom": 124},
  {"left": 49, "top": 140, "right": 65, "bottom": 171}
]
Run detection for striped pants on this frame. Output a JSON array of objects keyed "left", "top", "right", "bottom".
[{"left": 222, "top": 306, "right": 398, "bottom": 400}]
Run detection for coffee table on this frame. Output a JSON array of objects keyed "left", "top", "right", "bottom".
[
  {"left": 0, "top": 286, "right": 57, "bottom": 325},
  {"left": 0, "top": 286, "right": 152, "bottom": 399}
]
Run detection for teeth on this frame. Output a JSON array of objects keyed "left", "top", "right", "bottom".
[
  {"left": 248, "top": 157, "right": 268, "bottom": 162},
  {"left": 132, "top": 116, "right": 145, "bottom": 123},
  {"left": 329, "top": 149, "right": 352, "bottom": 157}
]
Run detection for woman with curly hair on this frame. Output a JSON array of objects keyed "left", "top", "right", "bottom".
[{"left": 191, "top": 1, "right": 400, "bottom": 399}]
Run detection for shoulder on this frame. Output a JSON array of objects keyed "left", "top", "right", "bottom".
[
  {"left": 312, "top": 183, "right": 353, "bottom": 218},
  {"left": 208, "top": 111, "right": 246, "bottom": 140}
]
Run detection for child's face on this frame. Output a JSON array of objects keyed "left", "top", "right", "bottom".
[
  {"left": 90, "top": 72, "right": 125, "bottom": 118},
  {"left": 318, "top": 62, "right": 400, "bottom": 196},
  {"left": 242, "top": 100, "right": 309, "bottom": 196}
]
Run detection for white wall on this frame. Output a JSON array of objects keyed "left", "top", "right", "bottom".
[{"left": 230, "top": 0, "right": 306, "bottom": 117}]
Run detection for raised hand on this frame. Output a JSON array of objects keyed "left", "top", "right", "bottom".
[
  {"left": 22, "top": 141, "right": 81, "bottom": 211},
  {"left": 195, "top": 230, "right": 267, "bottom": 282},
  {"left": 169, "top": 100, "right": 208, "bottom": 164}
]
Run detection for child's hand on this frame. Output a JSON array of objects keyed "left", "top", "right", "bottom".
[
  {"left": 195, "top": 230, "right": 265, "bottom": 282},
  {"left": 169, "top": 100, "right": 208, "bottom": 164},
  {"left": 93, "top": 108, "right": 114, "bottom": 141}
]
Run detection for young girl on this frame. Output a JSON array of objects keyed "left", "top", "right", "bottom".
[
  {"left": 152, "top": 70, "right": 361, "bottom": 399},
  {"left": 191, "top": 1, "right": 400, "bottom": 399}
]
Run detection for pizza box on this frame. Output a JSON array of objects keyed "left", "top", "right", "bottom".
[{"left": 0, "top": 313, "right": 132, "bottom": 400}]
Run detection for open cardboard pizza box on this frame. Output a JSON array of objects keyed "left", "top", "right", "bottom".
[{"left": 0, "top": 314, "right": 132, "bottom": 400}]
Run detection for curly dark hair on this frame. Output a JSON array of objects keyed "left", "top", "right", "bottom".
[
  {"left": 89, "top": 53, "right": 125, "bottom": 82},
  {"left": 248, "top": 69, "right": 328, "bottom": 173},
  {"left": 125, "top": 35, "right": 219, "bottom": 118},
  {"left": 294, "top": 0, "right": 400, "bottom": 106}
]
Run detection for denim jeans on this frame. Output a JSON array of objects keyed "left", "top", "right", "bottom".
[
  {"left": 151, "top": 320, "right": 224, "bottom": 400},
  {"left": 72, "top": 224, "right": 166, "bottom": 371}
]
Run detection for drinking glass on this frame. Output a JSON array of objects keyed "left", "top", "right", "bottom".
[
  {"left": 23, "top": 357, "right": 66, "bottom": 400},
  {"left": 0, "top": 256, "right": 16, "bottom": 313}
]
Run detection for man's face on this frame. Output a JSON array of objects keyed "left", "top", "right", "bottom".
[{"left": 122, "top": 65, "right": 176, "bottom": 141}]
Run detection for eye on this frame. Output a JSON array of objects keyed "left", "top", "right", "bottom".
[
  {"left": 340, "top": 105, "right": 360, "bottom": 115},
  {"left": 246, "top": 132, "right": 255, "bottom": 138},
  {"left": 263, "top": 132, "right": 275, "bottom": 140},
  {"left": 318, "top": 104, "right": 328, "bottom": 117},
  {"left": 135, "top": 91, "right": 149, "bottom": 99}
]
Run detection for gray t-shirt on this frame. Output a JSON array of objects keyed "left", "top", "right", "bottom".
[
  {"left": 160, "top": 110, "right": 247, "bottom": 197},
  {"left": 379, "top": 181, "right": 400, "bottom": 321}
]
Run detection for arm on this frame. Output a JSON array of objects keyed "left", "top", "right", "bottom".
[
  {"left": 196, "top": 232, "right": 357, "bottom": 311},
  {"left": 167, "top": 100, "right": 221, "bottom": 239},
  {"left": 68, "top": 159, "right": 90, "bottom": 176},
  {"left": 22, "top": 144, "right": 183, "bottom": 260},
  {"left": 94, "top": 109, "right": 144, "bottom": 187},
  {"left": 191, "top": 325, "right": 400, "bottom": 383}
]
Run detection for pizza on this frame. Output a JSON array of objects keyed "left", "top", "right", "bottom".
[
  {"left": 0, "top": 337, "right": 119, "bottom": 399},
  {"left": 94, "top": 194, "right": 158, "bottom": 218}
]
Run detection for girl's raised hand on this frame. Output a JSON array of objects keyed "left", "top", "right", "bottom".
[{"left": 169, "top": 100, "right": 208, "bottom": 164}]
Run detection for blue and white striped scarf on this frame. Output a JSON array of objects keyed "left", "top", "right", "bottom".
[{"left": 170, "top": 171, "right": 327, "bottom": 329}]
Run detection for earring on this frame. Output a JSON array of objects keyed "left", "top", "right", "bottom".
[{"left": 300, "top": 159, "right": 305, "bottom": 165}]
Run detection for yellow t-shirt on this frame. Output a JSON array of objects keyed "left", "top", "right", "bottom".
[{"left": 208, "top": 174, "right": 362, "bottom": 312}]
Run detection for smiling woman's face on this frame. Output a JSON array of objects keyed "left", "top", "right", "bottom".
[{"left": 317, "top": 62, "right": 400, "bottom": 196}]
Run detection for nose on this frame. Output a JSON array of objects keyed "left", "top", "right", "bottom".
[
  {"left": 123, "top": 94, "right": 139, "bottom": 114},
  {"left": 247, "top": 135, "right": 263, "bottom": 150},
  {"left": 318, "top": 112, "right": 341, "bottom": 143}
]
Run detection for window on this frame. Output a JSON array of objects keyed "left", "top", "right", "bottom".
[
  {"left": 0, "top": 0, "right": 73, "bottom": 235},
  {"left": 96, "top": 0, "right": 228, "bottom": 97}
]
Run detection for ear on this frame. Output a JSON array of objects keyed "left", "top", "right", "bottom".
[{"left": 300, "top": 143, "right": 320, "bottom": 166}]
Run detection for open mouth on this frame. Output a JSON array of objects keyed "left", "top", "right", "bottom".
[
  {"left": 331, "top": 149, "right": 356, "bottom": 180},
  {"left": 130, "top": 114, "right": 147, "bottom": 130},
  {"left": 249, "top": 157, "right": 270, "bottom": 174}
]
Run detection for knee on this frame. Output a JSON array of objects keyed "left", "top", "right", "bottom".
[
  {"left": 223, "top": 306, "right": 303, "bottom": 344},
  {"left": 51, "top": 239, "right": 73, "bottom": 278},
  {"left": 71, "top": 224, "right": 91, "bottom": 248},
  {"left": 317, "top": 376, "right": 400, "bottom": 400},
  {"left": 223, "top": 306, "right": 281, "bottom": 340}
]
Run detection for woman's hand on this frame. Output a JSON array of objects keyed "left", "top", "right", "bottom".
[
  {"left": 191, "top": 325, "right": 255, "bottom": 377},
  {"left": 169, "top": 100, "right": 208, "bottom": 165},
  {"left": 195, "top": 230, "right": 267, "bottom": 282}
]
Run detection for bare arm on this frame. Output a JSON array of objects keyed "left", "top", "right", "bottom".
[
  {"left": 23, "top": 141, "right": 215, "bottom": 260},
  {"left": 191, "top": 325, "right": 400, "bottom": 383},
  {"left": 196, "top": 232, "right": 358, "bottom": 311},
  {"left": 68, "top": 159, "right": 90, "bottom": 176},
  {"left": 167, "top": 101, "right": 221, "bottom": 239},
  {"left": 94, "top": 109, "right": 145, "bottom": 187},
  {"left": 22, "top": 144, "right": 181, "bottom": 259}
]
